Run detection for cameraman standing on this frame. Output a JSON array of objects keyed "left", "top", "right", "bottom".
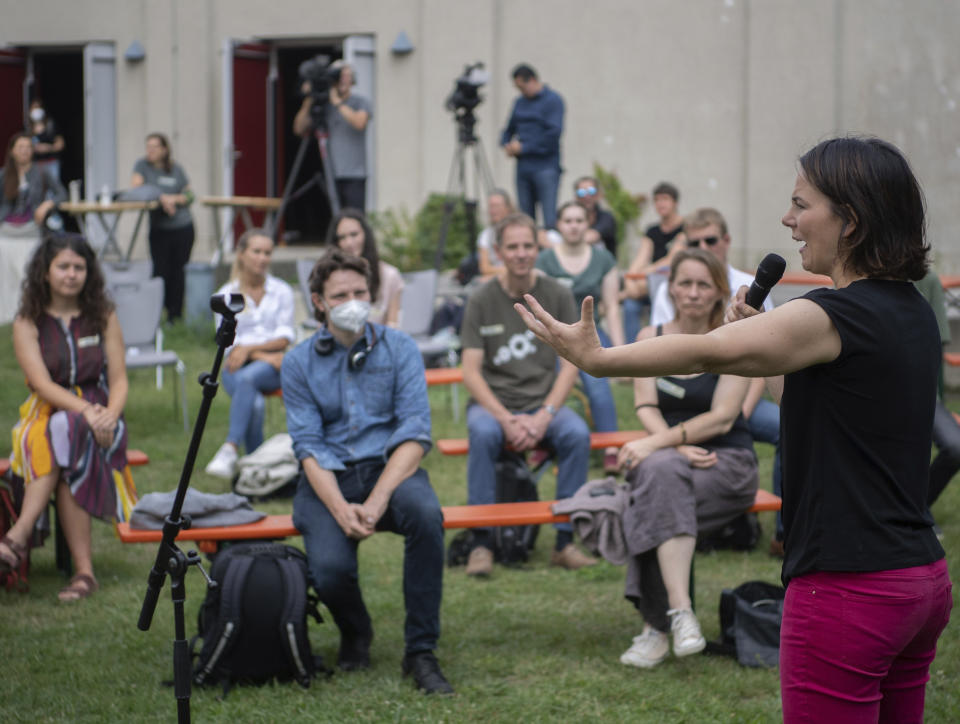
[{"left": 294, "top": 60, "right": 372, "bottom": 212}]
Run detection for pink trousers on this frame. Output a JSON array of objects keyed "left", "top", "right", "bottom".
[{"left": 781, "top": 558, "right": 952, "bottom": 723}]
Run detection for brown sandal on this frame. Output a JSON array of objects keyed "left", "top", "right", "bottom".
[
  {"left": 0, "top": 535, "right": 26, "bottom": 572},
  {"left": 58, "top": 573, "right": 99, "bottom": 602}
]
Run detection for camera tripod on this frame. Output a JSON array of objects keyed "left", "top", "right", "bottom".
[
  {"left": 434, "top": 109, "right": 496, "bottom": 270},
  {"left": 272, "top": 122, "right": 340, "bottom": 244},
  {"left": 137, "top": 293, "right": 244, "bottom": 724}
]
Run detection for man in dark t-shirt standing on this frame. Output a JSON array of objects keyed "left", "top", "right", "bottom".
[{"left": 460, "top": 212, "right": 594, "bottom": 577}]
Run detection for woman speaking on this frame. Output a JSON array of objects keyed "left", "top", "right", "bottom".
[{"left": 516, "top": 136, "right": 950, "bottom": 722}]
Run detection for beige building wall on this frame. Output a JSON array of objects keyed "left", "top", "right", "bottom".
[{"left": 3, "top": 0, "right": 959, "bottom": 270}]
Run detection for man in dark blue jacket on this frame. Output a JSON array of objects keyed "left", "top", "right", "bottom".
[{"left": 500, "top": 64, "right": 564, "bottom": 229}]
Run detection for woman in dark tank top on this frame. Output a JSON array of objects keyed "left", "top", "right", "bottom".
[{"left": 616, "top": 248, "right": 758, "bottom": 670}]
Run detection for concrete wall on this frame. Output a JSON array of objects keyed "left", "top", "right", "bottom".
[{"left": 3, "top": 0, "right": 959, "bottom": 269}]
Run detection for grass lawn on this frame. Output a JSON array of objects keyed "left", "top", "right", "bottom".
[{"left": 1, "top": 321, "right": 958, "bottom": 723}]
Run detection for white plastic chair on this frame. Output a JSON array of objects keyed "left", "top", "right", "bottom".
[
  {"left": 111, "top": 277, "right": 188, "bottom": 430},
  {"left": 296, "top": 258, "right": 319, "bottom": 330},
  {"left": 101, "top": 260, "right": 153, "bottom": 289}
]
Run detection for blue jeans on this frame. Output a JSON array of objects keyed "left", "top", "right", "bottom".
[
  {"left": 466, "top": 403, "right": 590, "bottom": 533},
  {"left": 516, "top": 165, "right": 560, "bottom": 229},
  {"left": 622, "top": 296, "right": 649, "bottom": 345},
  {"left": 579, "top": 327, "right": 618, "bottom": 433},
  {"left": 747, "top": 398, "right": 783, "bottom": 536},
  {"left": 221, "top": 360, "right": 281, "bottom": 453},
  {"left": 292, "top": 461, "right": 444, "bottom": 654}
]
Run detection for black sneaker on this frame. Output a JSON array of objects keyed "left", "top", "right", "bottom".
[
  {"left": 402, "top": 651, "right": 454, "bottom": 695},
  {"left": 338, "top": 630, "right": 373, "bottom": 671}
]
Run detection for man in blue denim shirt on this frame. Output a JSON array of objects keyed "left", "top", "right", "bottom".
[
  {"left": 281, "top": 250, "right": 452, "bottom": 694},
  {"left": 501, "top": 64, "right": 565, "bottom": 229}
]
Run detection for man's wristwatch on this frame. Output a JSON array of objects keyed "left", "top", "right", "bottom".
[{"left": 544, "top": 404, "right": 557, "bottom": 417}]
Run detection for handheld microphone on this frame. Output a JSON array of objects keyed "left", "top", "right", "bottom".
[{"left": 745, "top": 253, "right": 787, "bottom": 310}]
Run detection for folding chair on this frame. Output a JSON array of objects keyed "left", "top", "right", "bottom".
[
  {"left": 399, "top": 269, "right": 459, "bottom": 365},
  {"left": 296, "top": 258, "right": 319, "bottom": 330},
  {"left": 111, "top": 278, "right": 189, "bottom": 430}
]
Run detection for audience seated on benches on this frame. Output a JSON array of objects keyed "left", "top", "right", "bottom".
[
  {"left": 460, "top": 212, "right": 595, "bottom": 577},
  {"left": 617, "top": 249, "right": 759, "bottom": 670},
  {"left": 205, "top": 229, "right": 295, "bottom": 480},
  {"left": 2, "top": 235, "right": 137, "bottom": 602}
]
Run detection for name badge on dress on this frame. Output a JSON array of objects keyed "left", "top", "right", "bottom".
[
  {"left": 77, "top": 335, "right": 101, "bottom": 349},
  {"left": 656, "top": 377, "right": 686, "bottom": 399}
]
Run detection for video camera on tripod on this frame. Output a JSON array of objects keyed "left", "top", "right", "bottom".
[
  {"left": 298, "top": 54, "right": 343, "bottom": 129},
  {"left": 445, "top": 62, "right": 489, "bottom": 144}
]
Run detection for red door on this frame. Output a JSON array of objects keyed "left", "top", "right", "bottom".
[
  {"left": 232, "top": 44, "right": 270, "bottom": 237},
  {"left": 0, "top": 49, "right": 26, "bottom": 148}
]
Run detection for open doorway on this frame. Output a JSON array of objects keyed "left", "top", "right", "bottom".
[
  {"left": 277, "top": 44, "right": 341, "bottom": 244},
  {"left": 29, "top": 50, "right": 85, "bottom": 194}
]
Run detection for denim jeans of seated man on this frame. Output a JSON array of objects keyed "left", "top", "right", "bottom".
[
  {"left": 622, "top": 296, "right": 649, "bottom": 347},
  {"left": 747, "top": 397, "right": 783, "bottom": 536},
  {"left": 516, "top": 165, "right": 560, "bottom": 229},
  {"left": 466, "top": 403, "right": 590, "bottom": 534},
  {"left": 221, "top": 359, "right": 281, "bottom": 454},
  {"left": 292, "top": 460, "right": 444, "bottom": 654}
]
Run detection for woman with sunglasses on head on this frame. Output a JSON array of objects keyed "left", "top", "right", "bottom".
[
  {"left": 536, "top": 200, "right": 624, "bottom": 472},
  {"left": 205, "top": 229, "right": 296, "bottom": 479},
  {"left": 616, "top": 247, "right": 757, "bottom": 669},
  {"left": 130, "top": 132, "right": 195, "bottom": 322},
  {"left": 3, "top": 234, "right": 135, "bottom": 601},
  {"left": 518, "top": 136, "right": 950, "bottom": 722},
  {"left": 326, "top": 209, "right": 403, "bottom": 327}
]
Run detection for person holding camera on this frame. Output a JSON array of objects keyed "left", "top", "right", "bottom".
[{"left": 293, "top": 60, "right": 372, "bottom": 212}]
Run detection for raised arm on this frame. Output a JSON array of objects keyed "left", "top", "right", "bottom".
[{"left": 516, "top": 293, "right": 841, "bottom": 381}]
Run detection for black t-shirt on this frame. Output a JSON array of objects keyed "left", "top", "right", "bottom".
[
  {"left": 645, "top": 222, "right": 683, "bottom": 261},
  {"left": 780, "top": 279, "right": 944, "bottom": 584}
]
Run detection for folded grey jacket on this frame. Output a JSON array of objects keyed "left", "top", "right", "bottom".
[
  {"left": 551, "top": 477, "right": 629, "bottom": 565},
  {"left": 129, "top": 488, "right": 266, "bottom": 530}
]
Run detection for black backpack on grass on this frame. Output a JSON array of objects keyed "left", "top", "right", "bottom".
[{"left": 192, "top": 542, "right": 326, "bottom": 694}]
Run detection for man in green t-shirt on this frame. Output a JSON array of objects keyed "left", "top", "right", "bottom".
[{"left": 460, "top": 212, "right": 594, "bottom": 577}]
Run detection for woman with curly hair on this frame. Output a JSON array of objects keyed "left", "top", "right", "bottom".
[
  {"left": 326, "top": 208, "right": 403, "bottom": 327},
  {"left": 2, "top": 234, "right": 135, "bottom": 601}
]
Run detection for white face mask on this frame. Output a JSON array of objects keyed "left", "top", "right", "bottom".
[
  {"left": 326, "top": 298, "right": 370, "bottom": 334},
  {"left": 30, "top": 108, "right": 45, "bottom": 122}
]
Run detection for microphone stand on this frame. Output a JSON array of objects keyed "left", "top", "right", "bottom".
[{"left": 136, "top": 293, "right": 245, "bottom": 724}]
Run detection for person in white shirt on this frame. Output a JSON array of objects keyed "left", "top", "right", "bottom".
[
  {"left": 205, "top": 229, "right": 296, "bottom": 478},
  {"left": 649, "top": 208, "right": 781, "bottom": 526}
]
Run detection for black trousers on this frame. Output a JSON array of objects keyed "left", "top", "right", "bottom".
[
  {"left": 335, "top": 178, "right": 367, "bottom": 212},
  {"left": 148, "top": 222, "right": 195, "bottom": 320}
]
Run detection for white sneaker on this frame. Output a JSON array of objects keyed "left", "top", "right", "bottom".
[
  {"left": 205, "top": 443, "right": 238, "bottom": 479},
  {"left": 668, "top": 608, "right": 706, "bottom": 658},
  {"left": 620, "top": 627, "right": 669, "bottom": 669}
]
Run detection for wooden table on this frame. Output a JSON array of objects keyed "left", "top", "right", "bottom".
[
  {"left": 202, "top": 196, "right": 282, "bottom": 264},
  {"left": 59, "top": 200, "right": 158, "bottom": 260}
]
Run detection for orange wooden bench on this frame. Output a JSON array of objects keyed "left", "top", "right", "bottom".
[
  {"left": 0, "top": 448, "right": 149, "bottom": 477},
  {"left": 944, "top": 353, "right": 960, "bottom": 367},
  {"left": 436, "top": 430, "right": 648, "bottom": 456},
  {"left": 116, "top": 489, "right": 781, "bottom": 553}
]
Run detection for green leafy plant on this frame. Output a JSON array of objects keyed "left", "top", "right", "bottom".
[
  {"left": 593, "top": 163, "right": 648, "bottom": 246},
  {"left": 372, "top": 193, "right": 477, "bottom": 272}
]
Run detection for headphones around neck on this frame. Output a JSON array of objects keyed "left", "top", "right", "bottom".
[{"left": 314, "top": 323, "right": 378, "bottom": 371}]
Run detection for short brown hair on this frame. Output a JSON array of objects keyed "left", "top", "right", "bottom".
[
  {"left": 495, "top": 212, "right": 538, "bottom": 247},
  {"left": 308, "top": 248, "right": 371, "bottom": 323},
  {"left": 652, "top": 182, "right": 679, "bottom": 202},
  {"left": 683, "top": 208, "right": 728, "bottom": 238},
  {"left": 798, "top": 136, "right": 928, "bottom": 280}
]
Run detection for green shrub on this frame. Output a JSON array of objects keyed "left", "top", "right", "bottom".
[
  {"left": 593, "top": 163, "right": 647, "bottom": 249},
  {"left": 373, "top": 193, "right": 477, "bottom": 272}
]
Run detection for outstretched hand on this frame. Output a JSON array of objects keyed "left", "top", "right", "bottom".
[{"left": 514, "top": 294, "right": 603, "bottom": 374}]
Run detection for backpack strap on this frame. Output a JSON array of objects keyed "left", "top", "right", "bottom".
[
  {"left": 275, "top": 556, "right": 312, "bottom": 687},
  {"left": 193, "top": 554, "right": 254, "bottom": 686}
]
